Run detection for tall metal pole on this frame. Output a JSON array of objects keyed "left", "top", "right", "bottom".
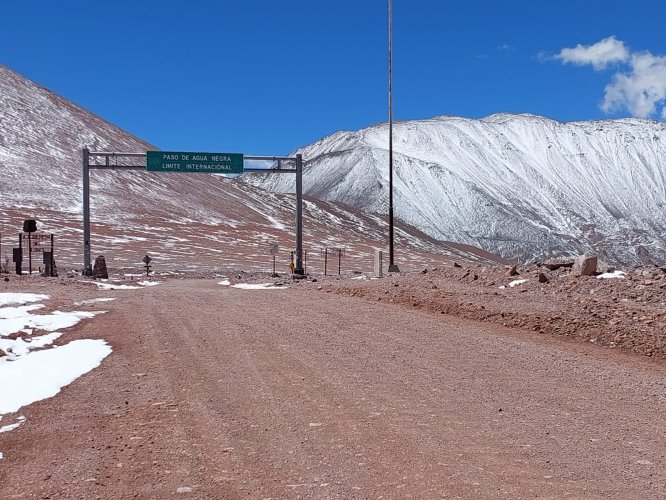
[
  {"left": 294, "top": 153, "right": 304, "bottom": 275},
  {"left": 82, "top": 147, "right": 92, "bottom": 276},
  {"left": 388, "top": 0, "right": 400, "bottom": 272}
]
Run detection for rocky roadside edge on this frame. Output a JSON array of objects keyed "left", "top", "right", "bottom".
[{"left": 305, "top": 263, "right": 666, "bottom": 360}]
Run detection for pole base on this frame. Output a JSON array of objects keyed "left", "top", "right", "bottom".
[{"left": 388, "top": 264, "right": 400, "bottom": 273}]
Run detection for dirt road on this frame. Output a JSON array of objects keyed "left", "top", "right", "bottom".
[{"left": 2, "top": 278, "right": 666, "bottom": 499}]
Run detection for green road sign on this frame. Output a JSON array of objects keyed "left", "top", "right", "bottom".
[{"left": 146, "top": 151, "right": 244, "bottom": 174}]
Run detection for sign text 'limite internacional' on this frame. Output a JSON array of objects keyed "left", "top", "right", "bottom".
[{"left": 146, "top": 151, "right": 244, "bottom": 174}]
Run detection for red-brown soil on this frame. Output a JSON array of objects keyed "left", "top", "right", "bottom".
[{"left": 1, "top": 268, "right": 666, "bottom": 499}]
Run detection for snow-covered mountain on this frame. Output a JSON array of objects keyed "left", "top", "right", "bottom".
[
  {"left": 0, "top": 64, "right": 501, "bottom": 271},
  {"left": 244, "top": 114, "right": 666, "bottom": 265}
]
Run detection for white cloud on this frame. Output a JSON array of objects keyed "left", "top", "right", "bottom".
[
  {"left": 602, "top": 52, "right": 666, "bottom": 118},
  {"left": 553, "top": 36, "right": 666, "bottom": 120},
  {"left": 556, "top": 36, "right": 629, "bottom": 70}
]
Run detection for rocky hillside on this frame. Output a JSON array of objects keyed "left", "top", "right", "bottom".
[
  {"left": 0, "top": 64, "right": 500, "bottom": 272},
  {"left": 244, "top": 114, "right": 666, "bottom": 265}
]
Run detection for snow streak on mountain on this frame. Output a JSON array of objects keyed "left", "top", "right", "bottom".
[{"left": 245, "top": 114, "right": 666, "bottom": 265}]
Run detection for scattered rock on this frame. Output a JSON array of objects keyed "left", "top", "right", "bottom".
[
  {"left": 92, "top": 255, "right": 109, "bottom": 279},
  {"left": 507, "top": 264, "right": 519, "bottom": 277},
  {"left": 538, "top": 273, "right": 549, "bottom": 283},
  {"left": 572, "top": 255, "right": 598, "bottom": 276},
  {"left": 542, "top": 259, "right": 574, "bottom": 271},
  {"left": 453, "top": 262, "right": 462, "bottom": 268}
]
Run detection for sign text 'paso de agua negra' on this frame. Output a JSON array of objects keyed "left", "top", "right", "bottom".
[{"left": 146, "top": 151, "right": 244, "bottom": 174}]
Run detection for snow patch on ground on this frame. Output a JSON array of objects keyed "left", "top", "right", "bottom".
[
  {"left": 500, "top": 279, "right": 529, "bottom": 289},
  {"left": 597, "top": 270, "right": 626, "bottom": 279},
  {"left": 0, "top": 304, "right": 44, "bottom": 319},
  {"left": 74, "top": 298, "right": 116, "bottom": 306},
  {"left": 0, "top": 293, "right": 49, "bottom": 307},
  {"left": 89, "top": 280, "right": 161, "bottom": 290},
  {"left": 218, "top": 280, "right": 231, "bottom": 286},
  {"left": 0, "top": 415, "right": 26, "bottom": 433},
  {"left": 137, "top": 280, "right": 161, "bottom": 287},
  {"left": 93, "top": 282, "right": 141, "bottom": 290},
  {"left": 231, "top": 283, "right": 286, "bottom": 290},
  {"left": 0, "top": 339, "right": 112, "bottom": 415},
  {"left": 0, "top": 332, "right": 63, "bottom": 360},
  {"left": 0, "top": 292, "right": 111, "bottom": 459},
  {"left": 0, "top": 310, "right": 100, "bottom": 337}
]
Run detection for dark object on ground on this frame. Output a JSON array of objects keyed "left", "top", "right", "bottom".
[
  {"left": 93, "top": 255, "right": 109, "bottom": 279},
  {"left": 542, "top": 259, "right": 575, "bottom": 271}
]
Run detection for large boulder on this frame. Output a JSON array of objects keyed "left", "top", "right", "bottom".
[
  {"left": 92, "top": 255, "right": 109, "bottom": 279},
  {"left": 572, "top": 255, "right": 597, "bottom": 276}
]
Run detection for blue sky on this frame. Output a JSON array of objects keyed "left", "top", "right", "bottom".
[{"left": 2, "top": 1, "right": 666, "bottom": 154}]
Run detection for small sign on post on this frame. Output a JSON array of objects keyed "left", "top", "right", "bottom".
[
  {"left": 19, "top": 230, "right": 54, "bottom": 275},
  {"left": 268, "top": 242, "right": 279, "bottom": 277},
  {"left": 142, "top": 254, "right": 152, "bottom": 276}
]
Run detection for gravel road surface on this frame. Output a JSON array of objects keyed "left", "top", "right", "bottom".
[{"left": 2, "top": 278, "right": 666, "bottom": 499}]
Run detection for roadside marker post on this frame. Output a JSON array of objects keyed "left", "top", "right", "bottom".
[
  {"left": 143, "top": 254, "right": 152, "bottom": 276},
  {"left": 320, "top": 247, "right": 345, "bottom": 275},
  {"left": 269, "top": 242, "right": 279, "bottom": 277}
]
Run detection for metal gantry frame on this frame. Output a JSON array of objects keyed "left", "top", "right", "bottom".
[{"left": 82, "top": 148, "right": 304, "bottom": 276}]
